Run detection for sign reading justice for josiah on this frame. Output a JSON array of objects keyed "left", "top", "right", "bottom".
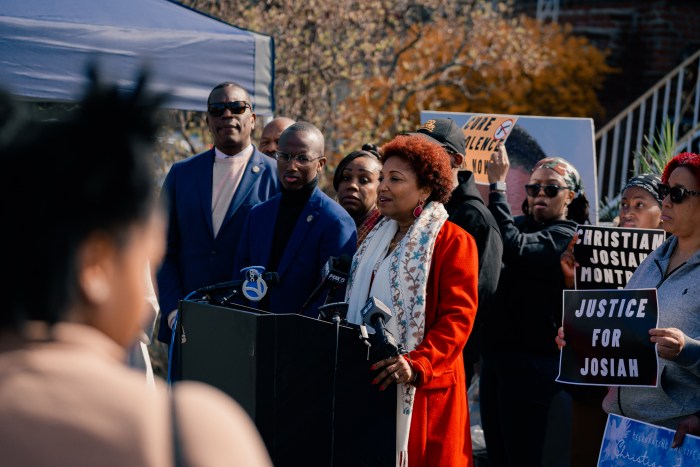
[{"left": 557, "top": 289, "right": 659, "bottom": 387}]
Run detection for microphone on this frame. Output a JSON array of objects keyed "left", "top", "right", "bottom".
[
  {"left": 360, "top": 297, "right": 400, "bottom": 360},
  {"left": 196, "top": 271, "right": 279, "bottom": 296},
  {"left": 299, "top": 254, "right": 352, "bottom": 313}
]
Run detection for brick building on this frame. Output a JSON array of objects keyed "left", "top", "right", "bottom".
[{"left": 515, "top": 0, "right": 700, "bottom": 123}]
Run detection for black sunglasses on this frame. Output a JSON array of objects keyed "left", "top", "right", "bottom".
[
  {"left": 525, "top": 184, "right": 566, "bottom": 198},
  {"left": 658, "top": 183, "right": 700, "bottom": 203},
  {"left": 207, "top": 101, "right": 251, "bottom": 117}
]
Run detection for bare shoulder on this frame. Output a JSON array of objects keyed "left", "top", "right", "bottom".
[{"left": 173, "top": 382, "right": 272, "bottom": 467}]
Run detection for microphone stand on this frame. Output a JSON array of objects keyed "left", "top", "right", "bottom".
[{"left": 330, "top": 307, "right": 340, "bottom": 467}]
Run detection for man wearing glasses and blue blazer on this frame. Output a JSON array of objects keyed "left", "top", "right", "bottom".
[
  {"left": 234, "top": 122, "right": 357, "bottom": 317},
  {"left": 156, "top": 82, "right": 280, "bottom": 344}
]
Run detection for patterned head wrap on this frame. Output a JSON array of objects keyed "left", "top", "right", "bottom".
[
  {"left": 622, "top": 173, "right": 662, "bottom": 204},
  {"left": 531, "top": 157, "right": 584, "bottom": 196}
]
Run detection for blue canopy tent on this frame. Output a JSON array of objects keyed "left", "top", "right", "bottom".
[{"left": 0, "top": 0, "right": 274, "bottom": 114}]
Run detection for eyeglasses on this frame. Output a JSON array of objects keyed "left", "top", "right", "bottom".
[
  {"left": 658, "top": 183, "right": 700, "bottom": 203},
  {"left": 207, "top": 101, "right": 251, "bottom": 117},
  {"left": 525, "top": 184, "right": 566, "bottom": 198},
  {"left": 274, "top": 152, "right": 321, "bottom": 165}
]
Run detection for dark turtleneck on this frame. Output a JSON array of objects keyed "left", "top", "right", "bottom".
[{"left": 268, "top": 177, "right": 318, "bottom": 272}]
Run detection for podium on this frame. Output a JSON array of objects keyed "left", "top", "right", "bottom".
[{"left": 174, "top": 300, "right": 395, "bottom": 467}]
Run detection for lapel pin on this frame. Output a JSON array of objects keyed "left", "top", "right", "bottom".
[
  {"left": 252, "top": 165, "right": 260, "bottom": 173},
  {"left": 306, "top": 215, "right": 313, "bottom": 222}
]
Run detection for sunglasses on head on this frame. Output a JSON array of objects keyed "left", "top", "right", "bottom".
[
  {"left": 207, "top": 101, "right": 251, "bottom": 117},
  {"left": 658, "top": 183, "right": 700, "bottom": 203},
  {"left": 525, "top": 184, "right": 566, "bottom": 198}
]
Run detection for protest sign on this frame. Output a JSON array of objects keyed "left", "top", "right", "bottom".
[
  {"left": 574, "top": 225, "right": 667, "bottom": 289},
  {"left": 421, "top": 111, "right": 598, "bottom": 222},
  {"left": 461, "top": 115, "right": 518, "bottom": 184},
  {"left": 557, "top": 289, "right": 658, "bottom": 387},
  {"left": 598, "top": 414, "right": 700, "bottom": 466}
]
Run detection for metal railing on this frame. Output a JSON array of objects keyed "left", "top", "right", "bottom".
[{"left": 596, "top": 48, "right": 700, "bottom": 201}]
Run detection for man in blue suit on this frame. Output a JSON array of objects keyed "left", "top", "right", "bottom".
[
  {"left": 157, "top": 82, "right": 280, "bottom": 343},
  {"left": 234, "top": 122, "right": 356, "bottom": 316}
]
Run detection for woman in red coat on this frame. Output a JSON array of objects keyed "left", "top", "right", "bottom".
[{"left": 346, "top": 134, "right": 479, "bottom": 467}]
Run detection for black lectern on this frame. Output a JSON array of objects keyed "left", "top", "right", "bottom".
[{"left": 174, "top": 300, "right": 395, "bottom": 467}]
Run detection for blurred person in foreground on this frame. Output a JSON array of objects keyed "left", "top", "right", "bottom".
[
  {"left": 0, "top": 77, "right": 271, "bottom": 466},
  {"left": 333, "top": 143, "right": 383, "bottom": 246},
  {"left": 481, "top": 150, "right": 590, "bottom": 466},
  {"left": 345, "top": 134, "right": 479, "bottom": 466},
  {"left": 558, "top": 152, "right": 700, "bottom": 448}
]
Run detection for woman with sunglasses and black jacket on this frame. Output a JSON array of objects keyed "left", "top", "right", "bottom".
[{"left": 479, "top": 146, "right": 590, "bottom": 467}]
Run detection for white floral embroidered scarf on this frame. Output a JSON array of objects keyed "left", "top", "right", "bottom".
[{"left": 345, "top": 201, "right": 448, "bottom": 466}]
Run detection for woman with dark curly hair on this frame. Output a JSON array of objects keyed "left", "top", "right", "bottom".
[{"left": 345, "top": 134, "right": 479, "bottom": 467}]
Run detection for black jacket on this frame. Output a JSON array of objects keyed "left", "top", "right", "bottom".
[
  {"left": 484, "top": 191, "right": 577, "bottom": 355},
  {"left": 444, "top": 171, "right": 503, "bottom": 364}
]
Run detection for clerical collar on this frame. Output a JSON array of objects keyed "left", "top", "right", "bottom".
[
  {"left": 281, "top": 177, "right": 318, "bottom": 203},
  {"left": 214, "top": 144, "right": 253, "bottom": 160}
]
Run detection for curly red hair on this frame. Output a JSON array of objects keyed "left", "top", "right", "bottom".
[
  {"left": 662, "top": 152, "right": 700, "bottom": 185},
  {"left": 380, "top": 134, "right": 452, "bottom": 203}
]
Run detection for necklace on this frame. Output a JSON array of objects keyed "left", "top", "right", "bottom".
[{"left": 388, "top": 231, "right": 406, "bottom": 253}]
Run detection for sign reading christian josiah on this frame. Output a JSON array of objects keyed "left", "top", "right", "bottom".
[
  {"left": 573, "top": 225, "right": 667, "bottom": 290},
  {"left": 598, "top": 414, "right": 700, "bottom": 466},
  {"left": 557, "top": 289, "right": 659, "bottom": 387}
]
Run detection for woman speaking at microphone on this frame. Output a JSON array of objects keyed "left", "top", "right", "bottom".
[{"left": 345, "top": 134, "right": 479, "bottom": 467}]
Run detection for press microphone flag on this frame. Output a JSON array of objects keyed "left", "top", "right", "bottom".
[
  {"left": 361, "top": 296, "right": 392, "bottom": 328},
  {"left": 361, "top": 296, "right": 400, "bottom": 359},
  {"left": 299, "top": 254, "right": 352, "bottom": 312},
  {"left": 196, "top": 271, "right": 279, "bottom": 296}
]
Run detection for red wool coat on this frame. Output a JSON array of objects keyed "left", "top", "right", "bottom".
[{"left": 406, "top": 221, "right": 479, "bottom": 467}]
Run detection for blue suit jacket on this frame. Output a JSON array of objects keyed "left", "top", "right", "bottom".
[
  {"left": 157, "top": 147, "right": 279, "bottom": 342},
  {"left": 234, "top": 187, "right": 357, "bottom": 316}
]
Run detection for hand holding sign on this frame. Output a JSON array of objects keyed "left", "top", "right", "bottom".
[
  {"left": 486, "top": 144, "right": 509, "bottom": 184},
  {"left": 556, "top": 326, "right": 566, "bottom": 350},
  {"left": 649, "top": 327, "right": 686, "bottom": 360},
  {"left": 672, "top": 414, "right": 700, "bottom": 448},
  {"left": 560, "top": 234, "right": 579, "bottom": 289}
]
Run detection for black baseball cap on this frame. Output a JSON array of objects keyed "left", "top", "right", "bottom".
[{"left": 411, "top": 118, "right": 466, "bottom": 155}]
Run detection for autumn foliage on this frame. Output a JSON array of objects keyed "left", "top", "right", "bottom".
[{"left": 179, "top": 1, "right": 613, "bottom": 180}]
